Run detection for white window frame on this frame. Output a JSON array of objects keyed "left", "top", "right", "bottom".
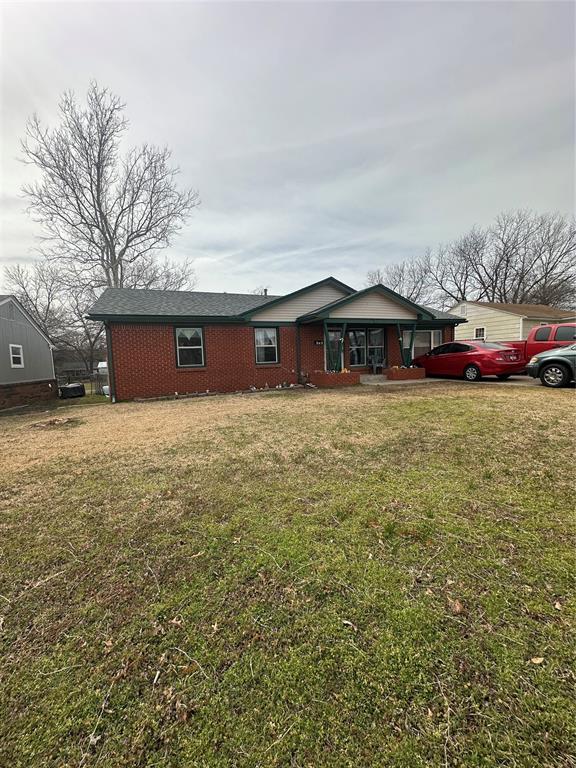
[
  {"left": 254, "top": 327, "right": 279, "bottom": 364},
  {"left": 9, "top": 343, "right": 24, "bottom": 368},
  {"left": 402, "top": 330, "right": 443, "bottom": 356},
  {"left": 474, "top": 327, "right": 486, "bottom": 340},
  {"left": 175, "top": 327, "right": 204, "bottom": 367}
]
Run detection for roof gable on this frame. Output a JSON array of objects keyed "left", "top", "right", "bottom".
[
  {"left": 0, "top": 295, "right": 53, "bottom": 346},
  {"left": 242, "top": 277, "right": 355, "bottom": 321},
  {"left": 298, "top": 284, "right": 437, "bottom": 321}
]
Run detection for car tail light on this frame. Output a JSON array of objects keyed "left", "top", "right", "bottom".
[{"left": 494, "top": 351, "right": 519, "bottom": 362}]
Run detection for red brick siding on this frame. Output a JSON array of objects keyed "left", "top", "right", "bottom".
[
  {"left": 298, "top": 325, "right": 326, "bottom": 374},
  {"left": 308, "top": 371, "right": 361, "bottom": 387},
  {"left": 443, "top": 326, "right": 454, "bottom": 343},
  {"left": 0, "top": 379, "right": 57, "bottom": 410},
  {"left": 110, "top": 322, "right": 455, "bottom": 400},
  {"left": 110, "top": 324, "right": 298, "bottom": 401}
]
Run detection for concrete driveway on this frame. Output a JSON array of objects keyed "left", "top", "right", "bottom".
[{"left": 362, "top": 375, "right": 574, "bottom": 389}]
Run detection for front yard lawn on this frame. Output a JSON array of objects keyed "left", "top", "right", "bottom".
[{"left": 0, "top": 385, "right": 574, "bottom": 767}]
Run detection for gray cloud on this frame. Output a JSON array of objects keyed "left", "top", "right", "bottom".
[{"left": 1, "top": 1, "right": 573, "bottom": 293}]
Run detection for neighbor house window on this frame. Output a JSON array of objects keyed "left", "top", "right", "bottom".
[
  {"left": 402, "top": 330, "right": 442, "bottom": 358},
  {"left": 348, "top": 329, "right": 366, "bottom": 366},
  {"left": 9, "top": 344, "right": 24, "bottom": 368},
  {"left": 175, "top": 328, "right": 204, "bottom": 367},
  {"left": 254, "top": 328, "right": 278, "bottom": 363},
  {"left": 474, "top": 327, "right": 486, "bottom": 340}
]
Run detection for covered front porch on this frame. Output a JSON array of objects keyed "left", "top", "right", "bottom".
[
  {"left": 318, "top": 320, "right": 446, "bottom": 374},
  {"left": 295, "top": 283, "right": 456, "bottom": 384}
]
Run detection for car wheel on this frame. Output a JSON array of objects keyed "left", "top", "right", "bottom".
[
  {"left": 463, "top": 364, "right": 482, "bottom": 382},
  {"left": 540, "top": 363, "right": 570, "bottom": 388},
  {"left": 497, "top": 374, "right": 511, "bottom": 381}
]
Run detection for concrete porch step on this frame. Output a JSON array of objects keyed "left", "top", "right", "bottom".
[{"left": 360, "top": 375, "right": 387, "bottom": 385}]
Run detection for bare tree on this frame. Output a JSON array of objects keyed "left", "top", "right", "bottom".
[
  {"left": 4, "top": 262, "right": 105, "bottom": 373},
  {"left": 21, "top": 82, "right": 199, "bottom": 290},
  {"left": 366, "top": 255, "right": 434, "bottom": 304},
  {"left": 4, "top": 262, "right": 67, "bottom": 338},
  {"left": 368, "top": 211, "right": 576, "bottom": 310}
]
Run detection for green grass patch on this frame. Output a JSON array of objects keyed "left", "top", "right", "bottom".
[{"left": 0, "top": 385, "right": 574, "bottom": 767}]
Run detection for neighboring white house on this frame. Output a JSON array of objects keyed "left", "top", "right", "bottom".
[{"left": 450, "top": 301, "right": 576, "bottom": 342}]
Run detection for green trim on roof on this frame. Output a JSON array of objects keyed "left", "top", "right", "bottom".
[
  {"left": 88, "top": 314, "right": 252, "bottom": 324},
  {"left": 240, "top": 276, "right": 355, "bottom": 320}
]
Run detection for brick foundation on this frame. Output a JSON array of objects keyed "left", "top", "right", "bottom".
[{"left": 0, "top": 379, "right": 58, "bottom": 410}]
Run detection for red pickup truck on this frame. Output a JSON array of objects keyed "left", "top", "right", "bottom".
[{"left": 505, "top": 323, "right": 576, "bottom": 361}]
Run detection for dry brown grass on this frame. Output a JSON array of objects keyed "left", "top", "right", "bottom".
[{"left": 0, "top": 383, "right": 574, "bottom": 768}]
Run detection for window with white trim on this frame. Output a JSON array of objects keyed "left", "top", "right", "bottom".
[
  {"left": 474, "top": 327, "right": 486, "bottom": 340},
  {"left": 175, "top": 328, "right": 204, "bottom": 367},
  {"left": 254, "top": 328, "right": 278, "bottom": 364},
  {"left": 9, "top": 344, "right": 24, "bottom": 368},
  {"left": 402, "top": 330, "right": 443, "bottom": 358}
]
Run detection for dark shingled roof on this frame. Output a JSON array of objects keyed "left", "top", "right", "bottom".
[
  {"left": 470, "top": 301, "right": 576, "bottom": 320},
  {"left": 87, "top": 287, "right": 280, "bottom": 319},
  {"left": 421, "top": 305, "right": 463, "bottom": 321},
  {"left": 86, "top": 284, "right": 464, "bottom": 323}
]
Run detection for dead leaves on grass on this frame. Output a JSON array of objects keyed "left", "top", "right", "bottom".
[
  {"left": 29, "top": 417, "right": 80, "bottom": 429},
  {"left": 447, "top": 598, "right": 465, "bottom": 616}
]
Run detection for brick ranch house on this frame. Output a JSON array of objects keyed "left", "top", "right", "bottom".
[{"left": 87, "top": 277, "right": 465, "bottom": 402}]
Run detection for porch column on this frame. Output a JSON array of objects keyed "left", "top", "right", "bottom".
[
  {"left": 323, "top": 320, "right": 346, "bottom": 372},
  {"left": 396, "top": 322, "right": 417, "bottom": 366}
]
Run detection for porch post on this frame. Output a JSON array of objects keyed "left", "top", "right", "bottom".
[
  {"left": 396, "top": 322, "right": 417, "bottom": 366},
  {"left": 323, "top": 320, "right": 332, "bottom": 372},
  {"left": 396, "top": 322, "right": 405, "bottom": 366},
  {"left": 406, "top": 323, "right": 417, "bottom": 366},
  {"left": 339, "top": 322, "right": 347, "bottom": 371}
]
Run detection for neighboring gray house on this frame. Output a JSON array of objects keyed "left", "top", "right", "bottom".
[{"left": 0, "top": 294, "right": 57, "bottom": 409}]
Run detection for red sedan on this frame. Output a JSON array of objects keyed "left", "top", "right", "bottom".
[{"left": 413, "top": 341, "right": 525, "bottom": 381}]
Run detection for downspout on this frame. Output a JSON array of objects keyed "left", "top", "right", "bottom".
[{"left": 105, "top": 321, "right": 117, "bottom": 403}]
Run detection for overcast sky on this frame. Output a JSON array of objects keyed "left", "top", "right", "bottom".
[{"left": 0, "top": 0, "right": 574, "bottom": 294}]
